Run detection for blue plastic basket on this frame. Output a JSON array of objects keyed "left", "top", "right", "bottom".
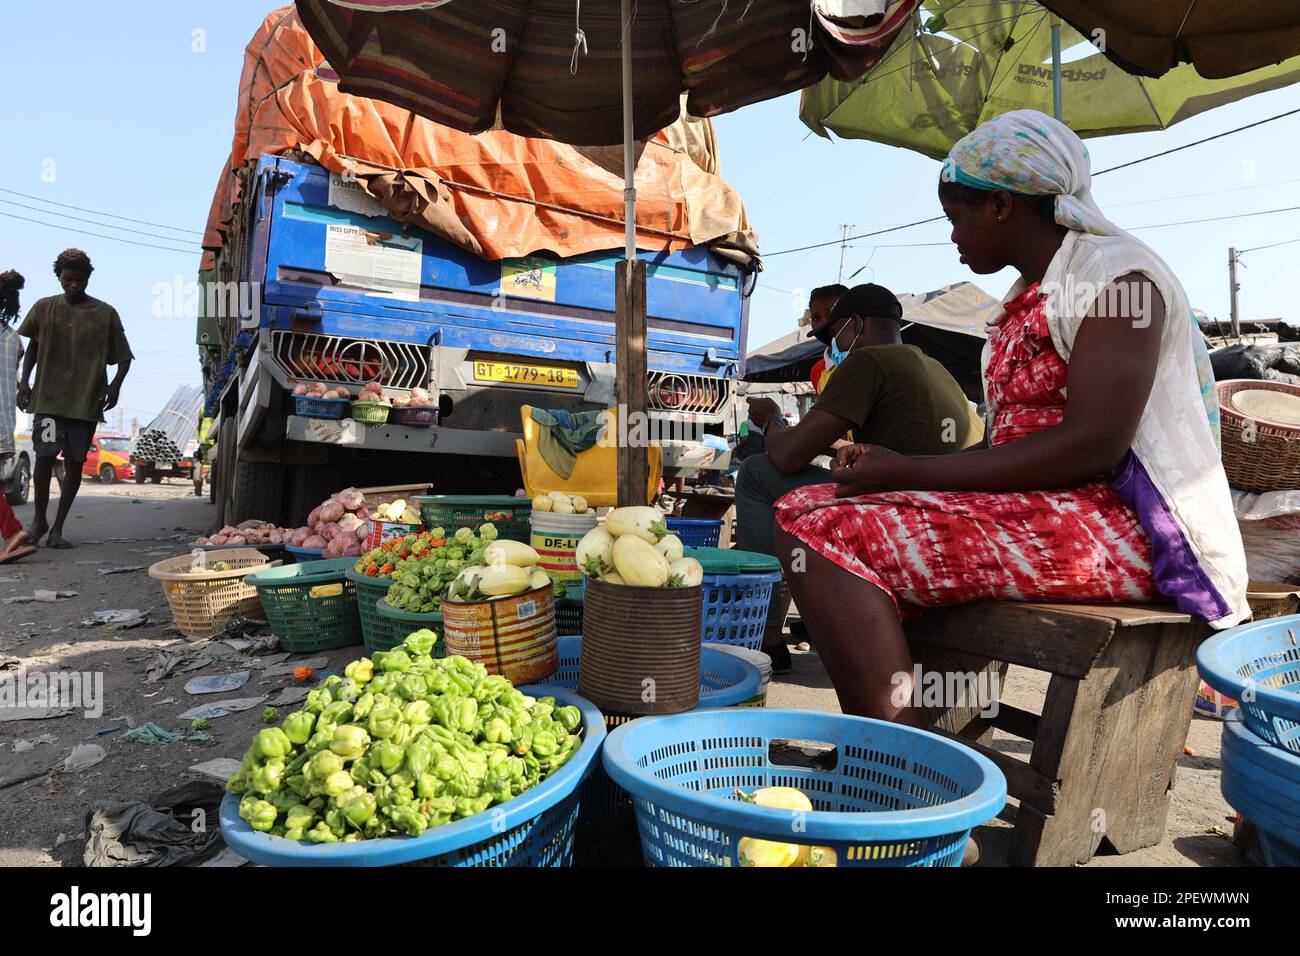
[
  {"left": 603, "top": 708, "right": 1007, "bottom": 867},
  {"left": 701, "top": 571, "right": 783, "bottom": 649},
  {"left": 539, "top": 635, "right": 762, "bottom": 824},
  {"left": 284, "top": 544, "right": 325, "bottom": 562},
  {"left": 292, "top": 395, "right": 350, "bottom": 420},
  {"left": 666, "top": 517, "right": 723, "bottom": 547},
  {"left": 1197, "top": 614, "right": 1300, "bottom": 754},
  {"left": 218, "top": 686, "right": 605, "bottom": 867},
  {"left": 1220, "top": 714, "right": 1300, "bottom": 867}
]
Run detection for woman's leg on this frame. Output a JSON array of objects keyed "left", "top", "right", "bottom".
[{"left": 775, "top": 524, "right": 924, "bottom": 727}]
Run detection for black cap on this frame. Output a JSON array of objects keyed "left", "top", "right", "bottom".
[{"left": 829, "top": 283, "right": 903, "bottom": 323}]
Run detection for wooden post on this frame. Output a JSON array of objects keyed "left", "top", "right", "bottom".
[{"left": 616, "top": 259, "right": 649, "bottom": 506}]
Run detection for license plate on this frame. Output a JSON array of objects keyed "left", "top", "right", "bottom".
[{"left": 472, "top": 360, "right": 578, "bottom": 389}]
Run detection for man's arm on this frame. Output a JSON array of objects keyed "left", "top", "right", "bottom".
[
  {"left": 17, "top": 347, "right": 37, "bottom": 410},
  {"left": 104, "top": 360, "right": 131, "bottom": 412},
  {"left": 103, "top": 309, "right": 134, "bottom": 412},
  {"left": 765, "top": 408, "right": 855, "bottom": 474}
]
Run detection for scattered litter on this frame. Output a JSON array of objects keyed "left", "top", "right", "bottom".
[
  {"left": 82, "top": 609, "right": 149, "bottom": 630},
  {"left": 1183, "top": 744, "right": 1197, "bottom": 757},
  {"left": 12, "top": 733, "right": 56, "bottom": 752},
  {"left": 0, "top": 574, "right": 21, "bottom": 584},
  {"left": 121, "top": 723, "right": 183, "bottom": 744},
  {"left": 264, "top": 685, "right": 310, "bottom": 707},
  {"left": 250, "top": 652, "right": 291, "bottom": 670},
  {"left": 86, "top": 726, "right": 126, "bottom": 740},
  {"left": 188, "top": 757, "right": 242, "bottom": 783},
  {"left": 97, "top": 565, "right": 147, "bottom": 575},
  {"left": 54, "top": 832, "right": 70, "bottom": 848},
  {"left": 218, "top": 615, "right": 270, "bottom": 641},
  {"left": 796, "top": 642, "right": 812, "bottom": 652},
  {"left": 295, "top": 666, "right": 316, "bottom": 683},
  {"left": 0, "top": 673, "right": 76, "bottom": 721},
  {"left": 84, "top": 781, "right": 226, "bottom": 867},
  {"left": 1206, "top": 825, "right": 1232, "bottom": 838},
  {"left": 63, "top": 743, "right": 106, "bottom": 773},
  {"left": 142, "top": 691, "right": 160, "bottom": 698},
  {"left": 144, "top": 647, "right": 213, "bottom": 683},
  {"left": 221, "top": 638, "right": 253, "bottom": 652},
  {"left": 4, "top": 590, "right": 78, "bottom": 604},
  {"left": 178, "top": 697, "right": 264, "bottom": 721},
  {"left": 263, "top": 656, "right": 329, "bottom": 678},
  {"left": 184, "top": 672, "right": 250, "bottom": 695}
]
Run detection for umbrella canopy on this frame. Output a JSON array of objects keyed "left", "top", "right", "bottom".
[
  {"left": 1038, "top": 1, "right": 1300, "bottom": 80},
  {"left": 800, "top": 0, "right": 1300, "bottom": 159},
  {"left": 295, "top": 0, "right": 921, "bottom": 146}
]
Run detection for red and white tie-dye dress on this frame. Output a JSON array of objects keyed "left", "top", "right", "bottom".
[{"left": 773, "top": 282, "right": 1160, "bottom": 619}]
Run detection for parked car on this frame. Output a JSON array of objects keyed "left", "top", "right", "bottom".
[
  {"left": 83, "top": 434, "right": 135, "bottom": 484},
  {"left": 1, "top": 433, "right": 33, "bottom": 506}
]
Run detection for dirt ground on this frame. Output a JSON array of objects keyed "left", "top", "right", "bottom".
[{"left": 0, "top": 480, "right": 1245, "bottom": 867}]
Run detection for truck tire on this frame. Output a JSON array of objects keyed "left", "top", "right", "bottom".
[
  {"left": 230, "top": 457, "right": 284, "bottom": 524},
  {"left": 99, "top": 464, "right": 116, "bottom": 484},
  {"left": 286, "top": 462, "right": 337, "bottom": 527},
  {"left": 5, "top": 457, "right": 30, "bottom": 506},
  {"left": 134, "top": 465, "right": 149, "bottom": 484},
  {"left": 214, "top": 420, "right": 236, "bottom": 528},
  {"left": 151, "top": 474, "right": 164, "bottom": 484}
]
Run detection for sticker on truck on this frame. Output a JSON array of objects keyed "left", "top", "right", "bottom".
[
  {"left": 324, "top": 224, "right": 422, "bottom": 301},
  {"left": 501, "top": 255, "right": 557, "bottom": 301}
]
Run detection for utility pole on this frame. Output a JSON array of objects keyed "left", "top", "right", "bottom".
[
  {"left": 1228, "top": 247, "right": 1241, "bottom": 341},
  {"left": 837, "top": 224, "right": 852, "bottom": 283}
]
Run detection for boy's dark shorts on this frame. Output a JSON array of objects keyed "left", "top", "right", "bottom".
[{"left": 32, "top": 415, "right": 96, "bottom": 464}]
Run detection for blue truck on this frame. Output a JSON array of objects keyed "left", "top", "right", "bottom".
[{"left": 201, "top": 154, "right": 753, "bottom": 525}]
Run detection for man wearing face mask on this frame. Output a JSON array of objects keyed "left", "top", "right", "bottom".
[{"left": 737, "top": 282, "right": 978, "bottom": 669}]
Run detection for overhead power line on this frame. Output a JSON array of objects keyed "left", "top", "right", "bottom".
[
  {"left": 1238, "top": 236, "right": 1300, "bottom": 255},
  {"left": 0, "top": 198, "right": 202, "bottom": 243},
  {"left": 0, "top": 186, "right": 204, "bottom": 235},
  {"left": 0, "top": 210, "right": 198, "bottom": 255},
  {"left": 768, "top": 106, "right": 1300, "bottom": 257}
]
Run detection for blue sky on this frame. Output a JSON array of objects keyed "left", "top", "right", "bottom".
[{"left": 2, "top": 2, "right": 1299, "bottom": 424}]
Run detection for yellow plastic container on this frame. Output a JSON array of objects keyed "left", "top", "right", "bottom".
[{"left": 514, "top": 405, "right": 662, "bottom": 507}]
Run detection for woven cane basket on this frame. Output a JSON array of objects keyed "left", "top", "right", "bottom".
[
  {"left": 1217, "top": 379, "right": 1300, "bottom": 494},
  {"left": 149, "top": 548, "right": 273, "bottom": 638}
]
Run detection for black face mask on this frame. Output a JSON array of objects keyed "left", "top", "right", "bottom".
[{"left": 811, "top": 321, "right": 839, "bottom": 347}]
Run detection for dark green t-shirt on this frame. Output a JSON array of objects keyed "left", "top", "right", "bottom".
[
  {"left": 812, "top": 344, "right": 976, "bottom": 454},
  {"left": 18, "top": 295, "right": 134, "bottom": 423}
]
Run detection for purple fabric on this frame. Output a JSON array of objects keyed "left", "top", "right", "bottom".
[{"left": 1112, "top": 452, "right": 1231, "bottom": 622}]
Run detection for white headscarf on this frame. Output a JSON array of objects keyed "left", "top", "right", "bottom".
[{"left": 940, "top": 109, "right": 1124, "bottom": 238}]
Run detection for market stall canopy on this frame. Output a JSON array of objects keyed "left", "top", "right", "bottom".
[
  {"left": 202, "top": 5, "right": 759, "bottom": 270},
  {"left": 294, "top": 0, "right": 922, "bottom": 147},
  {"left": 1039, "top": 1, "right": 1300, "bottom": 80},
  {"left": 745, "top": 281, "right": 997, "bottom": 400},
  {"left": 800, "top": 0, "right": 1300, "bottom": 159}
]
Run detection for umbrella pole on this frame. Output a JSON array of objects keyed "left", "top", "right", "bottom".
[
  {"left": 616, "top": 0, "right": 649, "bottom": 507},
  {"left": 1050, "top": 16, "right": 1063, "bottom": 121}
]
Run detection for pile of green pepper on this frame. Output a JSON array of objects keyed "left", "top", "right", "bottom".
[
  {"left": 382, "top": 526, "right": 496, "bottom": 614},
  {"left": 229, "top": 629, "right": 584, "bottom": 843}
]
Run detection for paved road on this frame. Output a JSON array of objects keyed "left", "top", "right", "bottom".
[{"left": 0, "top": 480, "right": 1245, "bottom": 867}]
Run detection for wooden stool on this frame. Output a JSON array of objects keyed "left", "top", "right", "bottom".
[{"left": 903, "top": 602, "right": 1211, "bottom": 867}]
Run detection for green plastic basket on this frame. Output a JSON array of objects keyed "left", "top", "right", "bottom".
[
  {"left": 413, "top": 495, "right": 532, "bottom": 543},
  {"left": 247, "top": 558, "right": 362, "bottom": 652},
  {"left": 345, "top": 567, "right": 395, "bottom": 651},
  {"left": 555, "top": 595, "right": 584, "bottom": 636},
  {"left": 350, "top": 400, "right": 391, "bottom": 425},
  {"left": 372, "top": 597, "right": 445, "bottom": 655}
]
